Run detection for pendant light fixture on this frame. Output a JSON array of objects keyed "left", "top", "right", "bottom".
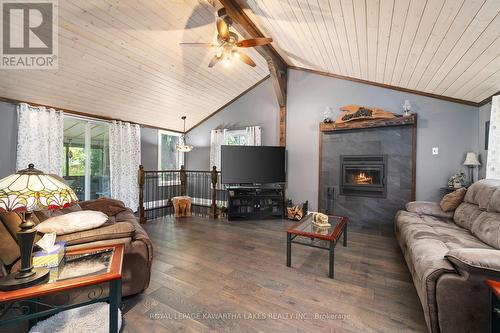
[{"left": 176, "top": 116, "right": 193, "bottom": 152}]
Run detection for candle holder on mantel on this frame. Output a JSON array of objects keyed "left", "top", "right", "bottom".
[{"left": 403, "top": 100, "right": 412, "bottom": 116}]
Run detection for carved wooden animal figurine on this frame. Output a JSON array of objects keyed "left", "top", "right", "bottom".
[{"left": 172, "top": 196, "right": 192, "bottom": 217}]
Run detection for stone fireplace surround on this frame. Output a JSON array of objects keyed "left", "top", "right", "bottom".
[{"left": 319, "top": 115, "right": 417, "bottom": 230}]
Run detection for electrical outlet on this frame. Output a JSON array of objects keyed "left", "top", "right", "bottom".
[{"left": 432, "top": 147, "right": 439, "bottom": 155}]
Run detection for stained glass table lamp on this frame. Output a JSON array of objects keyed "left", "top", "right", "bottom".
[{"left": 0, "top": 164, "right": 78, "bottom": 290}]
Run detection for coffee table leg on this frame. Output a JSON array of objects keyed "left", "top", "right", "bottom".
[
  {"left": 287, "top": 232, "right": 291, "bottom": 267},
  {"left": 343, "top": 227, "right": 347, "bottom": 247},
  {"left": 329, "top": 240, "right": 335, "bottom": 279},
  {"left": 109, "top": 278, "right": 122, "bottom": 333}
]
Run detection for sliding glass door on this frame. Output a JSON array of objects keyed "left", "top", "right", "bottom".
[{"left": 63, "top": 117, "right": 110, "bottom": 201}]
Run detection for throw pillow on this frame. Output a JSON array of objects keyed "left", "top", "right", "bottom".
[
  {"left": 440, "top": 187, "right": 467, "bottom": 212},
  {"left": 35, "top": 210, "right": 108, "bottom": 235},
  {"left": 80, "top": 197, "right": 127, "bottom": 217},
  {"left": 34, "top": 203, "right": 82, "bottom": 222}
]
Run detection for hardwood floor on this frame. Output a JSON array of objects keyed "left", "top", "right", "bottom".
[{"left": 121, "top": 216, "right": 427, "bottom": 332}]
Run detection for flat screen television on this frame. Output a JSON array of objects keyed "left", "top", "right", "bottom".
[{"left": 221, "top": 146, "right": 286, "bottom": 184}]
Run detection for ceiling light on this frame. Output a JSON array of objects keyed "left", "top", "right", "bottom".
[{"left": 176, "top": 116, "right": 193, "bottom": 153}]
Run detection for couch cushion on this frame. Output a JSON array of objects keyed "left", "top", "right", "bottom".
[
  {"left": 440, "top": 187, "right": 466, "bottom": 212},
  {"left": 463, "top": 179, "right": 500, "bottom": 210},
  {"left": 471, "top": 211, "right": 500, "bottom": 249},
  {"left": 56, "top": 221, "right": 135, "bottom": 246},
  {"left": 446, "top": 248, "right": 500, "bottom": 274},
  {"left": 405, "top": 201, "right": 454, "bottom": 219},
  {"left": 453, "top": 202, "right": 483, "bottom": 231},
  {"left": 396, "top": 211, "right": 490, "bottom": 254},
  {"left": 488, "top": 187, "right": 500, "bottom": 213}
]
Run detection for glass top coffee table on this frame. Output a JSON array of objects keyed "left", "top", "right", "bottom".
[
  {"left": 287, "top": 214, "right": 348, "bottom": 279},
  {"left": 0, "top": 244, "right": 124, "bottom": 333}
]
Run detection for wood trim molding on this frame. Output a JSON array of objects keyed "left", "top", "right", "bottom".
[
  {"left": 478, "top": 91, "right": 498, "bottom": 107},
  {"left": 289, "top": 66, "right": 481, "bottom": 107},
  {"left": 0, "top": 96, "right": 183, "bottom": 133},
  {"left": 218, "top": 0, "right": 288, "bottom": 146},
  {"left": 186, "top": 75, "right": 270, "bottom": 133}
]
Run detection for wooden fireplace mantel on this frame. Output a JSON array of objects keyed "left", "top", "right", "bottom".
[{"left": 320, "top": 114, "right": 417, "bottom": 132}]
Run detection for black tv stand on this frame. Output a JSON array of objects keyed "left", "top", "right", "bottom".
[{"left": 227, "top": 185, "right": 285, "bottom": 221}]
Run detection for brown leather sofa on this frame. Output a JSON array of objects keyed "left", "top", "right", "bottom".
[
  {"left": 0, "top": 198, "right": 153, "bottom": 297},
  {"left": 395, "top": 179, "right": 500, "bottom": 333}
]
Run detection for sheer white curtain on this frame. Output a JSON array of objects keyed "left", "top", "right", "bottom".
[
  {"left": 109, "top": 121, "right": 141, "bottom": 210},
  {"left": 487, "top": 95, "right": 500, "bottom": 179},
  {"left": 246, "top": 126, "right": 262, "bottom": 146},
  {"left": 209, "top": 129, "right": 227, "bottom": 169},
  {"left": 16, "top": 103, "right": 64, "bottom": 175}
]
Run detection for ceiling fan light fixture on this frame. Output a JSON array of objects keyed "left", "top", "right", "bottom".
[{"left": 176, "top": 116, "right": 193, "bottom": 153}]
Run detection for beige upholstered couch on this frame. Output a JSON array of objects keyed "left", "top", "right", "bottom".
[{"left": 395, "top": 179, "right": 500, "bottom": 333}]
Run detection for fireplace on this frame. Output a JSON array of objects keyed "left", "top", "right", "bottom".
[{"left": 340, "top": 155, "right": 387, "bottom": 198}]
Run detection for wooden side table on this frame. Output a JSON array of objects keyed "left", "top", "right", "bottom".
[
  {"left": 486, "top": 280, "right": 500, "bottom": 333},
  {"left": 0, "top": 244, "right": 124, "bottom": 333}
]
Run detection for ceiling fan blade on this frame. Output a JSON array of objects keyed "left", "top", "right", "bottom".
[
  {"left": 217, "top": 18, "right": 230, "bottom": 41},
  {"left": 236, "top": 37, "right": 273, "bottom": 48},
  {"left": 179, "top": 42, "right": 216, "bottom": 47},
  {"left": 238, "top": 51, "right": 256, "bottom": 67},
  {"left": 208, "top": 54, "right": 221, "bottom": 68}
]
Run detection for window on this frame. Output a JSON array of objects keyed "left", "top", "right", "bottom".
[
  {"left": 225, "top": 129, "right": 248, "bottom": 146},
  {"left": 158, "top": 130, "right": 184, "bottom": 170},
  {"left": 63, "top": 117, "right": 110, "bottom": 201}
]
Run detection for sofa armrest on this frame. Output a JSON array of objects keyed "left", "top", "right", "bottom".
[
  {"left": 445, "top": 248, "right": 500, "bottom": 276},
  {"left": 405, "top": 201, "right": 454, "bottom": 219}
]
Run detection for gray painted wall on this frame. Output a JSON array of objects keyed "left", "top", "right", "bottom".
[
  {"left": 478, "top": 102, "right": 492, "bottom": 180},
  {"left": 0, "top": 102, "right": 17, "bottom": 178},
  {"left": 286, "top": 69, "right": 480, "bottom": 210},
  {"left": 185, "top": 78, "right": 279, "bottom": 170},
  {"left": 140, "top": 127, "right": 159, "bottom": 170}
]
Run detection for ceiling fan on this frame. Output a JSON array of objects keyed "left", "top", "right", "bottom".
[{"left": 180, "top": 11, "right": 272, "bottom": 68}]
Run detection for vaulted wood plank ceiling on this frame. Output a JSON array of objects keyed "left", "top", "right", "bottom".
[
  {"left": 1, "top": 0, "right": 498, "bottom": 133},
  {"left": 0, "top": 0, "right": 269, "bottom": 131},
  {"left": 239, "top": 0, "right": 500, "bottom": 104}
]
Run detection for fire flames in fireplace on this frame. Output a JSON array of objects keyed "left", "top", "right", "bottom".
[{"left": 354, "top": 172, "right": 373, "bottom": 184}]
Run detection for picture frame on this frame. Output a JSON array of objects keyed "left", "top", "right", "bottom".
[{"left": 485, "top": 120, "right": 490, "bottom": 150}]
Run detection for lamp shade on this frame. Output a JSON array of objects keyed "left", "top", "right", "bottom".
[
  {"left": 463, "top": 152, "right": 481, "bottom": 166},
  {"left": 0, "top": 164, "right": 78, "bottom": 212}
]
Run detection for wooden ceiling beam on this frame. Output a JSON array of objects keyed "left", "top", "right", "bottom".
[{"left": 218, "top": 0, "right": 288, "bottom": 145}]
